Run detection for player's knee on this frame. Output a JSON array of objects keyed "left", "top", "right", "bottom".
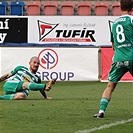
[
  {"left": 14, "top": 93, "right": 26, "bottom": 100},
  {"left": 22, "top": 82, "right": 29, "bottom": 90},
  {"left": 107, "top": 82, "right": 117, "bottom": 91}
]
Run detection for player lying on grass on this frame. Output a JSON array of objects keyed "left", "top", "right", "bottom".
[
  {"left": 0, "top": 56, "right": 56, "bottom": 100},
  {"left": 94, "top": 0, "right": 133, "bottom": 118}
]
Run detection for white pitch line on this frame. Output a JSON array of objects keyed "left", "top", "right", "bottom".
[{"left": 75, "top": 118, "right": 133, "bottom": 133}]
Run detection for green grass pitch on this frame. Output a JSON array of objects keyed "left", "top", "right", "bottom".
[{"left": 0, "top": 81, "right": 133, "bottom": 133}]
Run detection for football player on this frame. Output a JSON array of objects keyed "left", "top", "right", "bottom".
[
  {"left": 94, "top": 0, "right": 133, "bottom": 118},
  {"left": 0, "top": 56, "right": 56, "bottom": 100}
]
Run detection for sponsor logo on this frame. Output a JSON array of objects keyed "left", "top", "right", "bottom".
[
  {"left": 38, "top": 48, "right": 58, "bottom": 69},
  {"left": 37, "top": 71, "right": 74, "bottom": 81},
  {"left": 0, "top": 19, "right": 9, "bottom": 43},
  {"left": 37, "top": 20, "right": 59, "bottom": 42},
  {"left": 0, "top": 18, "right": 27, "bottom": 43},
  {"left": 37, "top": 20, "right": 96, "bottom": 43},
  {"left": 37, "top": 48, "right": 74, "bottom": 81}
]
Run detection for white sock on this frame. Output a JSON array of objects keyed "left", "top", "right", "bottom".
[{"left": 99, "top": 110, "right": 105, "bottom": 114}]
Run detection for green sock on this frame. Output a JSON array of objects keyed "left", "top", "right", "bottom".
[
  {"left": 100, "top": 97, "right": 110, "bottom": 112},
  {"left": 0, "top": 94, "right": 15, "bottom": 100},
  {"left": 27, "top": 83, "right": 45, "bottom": 91}
]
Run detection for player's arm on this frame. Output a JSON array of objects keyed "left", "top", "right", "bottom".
[
  {"left": 38, "top": 78, "right": 53, "bottom": 99},
  {"left": 39, "top": 90, "right": 47, "bottom": 99},
  {"left": 38, "top": 78, "right": 48, "bottom": 99},
  {"left": 38, "top": 78, "right": 47, "bottom": 99},
  {"left": 0, "top": 72, "right": 12, "bottom": 82},
  {"left": 39, "top": 90, "right": 53, "bottom": 99},
  {"left": 0, "top": 66, "right": 22, "bottom": 82},
  {"left": 110, "top": 31, "right": 114, "bottom": 50},
  {"left": 112, "top": 42, "right": 114, "bottom": 50}
]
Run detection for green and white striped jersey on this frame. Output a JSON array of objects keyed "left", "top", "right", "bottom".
[
  {"left": 111, "top": 15, "right": 133, "bottom": 62},
  {"left": 8, "top": 66, "right": 41, "bottom": 83}
]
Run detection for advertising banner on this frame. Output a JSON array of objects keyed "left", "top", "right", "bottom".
[
  {"left": 0, "top": 17, "right": 28, "bottom": 43},
  {"left": 0, "top": 16, "right": 117, "bottom": 46},
  {"left": 1, "top": 47, "right": 99, "bottom": 81},
  {"left": 28, "top": 16, "right": 117, "bottom": 46},
  {"left": 101, "top": 48, "right": 133, "bottom": 81}
]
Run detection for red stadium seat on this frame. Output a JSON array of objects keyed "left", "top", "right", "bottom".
[
  {"left": 27, "top": 1, "right": 41, "bottom": 15},
  {"left": 61, "top": 1, "right": 75, "bottom": 16},
  {"left": 94, "top": 1, "right": 109, "bottom": 16},
  {"left": 77, "top": 1, "right": 92, "bottom": 16},
  {"left": 43, "top": 1, "right": 58, "bottom": 16},
  {"left": 111, "top": 2, "right": 122, "bottom": 16}
]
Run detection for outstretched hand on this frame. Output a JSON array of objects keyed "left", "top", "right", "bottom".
[{"left": 46, "top": 96, "right": 53, "bottom": 100}]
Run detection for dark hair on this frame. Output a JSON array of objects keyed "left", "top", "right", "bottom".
[{"left": 120, "top": 0, "right": 133, "bottom": 11}]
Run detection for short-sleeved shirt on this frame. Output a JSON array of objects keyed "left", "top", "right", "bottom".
[
  {"left": 4, "top": 66, "right": 41, "bottom": 95},
  {"left": 111, "top": 15, "right": 133, "bottom": 62},
  {"left": 9, "top": 65, "right": 41, "bottom": 83}
]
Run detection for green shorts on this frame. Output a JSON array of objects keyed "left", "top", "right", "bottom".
[
  {"left": 108, "top": 60, "right": 133, "bottom": 83},
  {"left": 3, "top": 80, "right": 29, "bottom": 96}
]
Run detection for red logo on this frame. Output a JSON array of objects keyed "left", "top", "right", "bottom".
[
  {"left": 37, "top": 20, "right": 59, "bottom": 42},
  {"left": 38, "top": 48, "right": 58, "bottom": 69}
]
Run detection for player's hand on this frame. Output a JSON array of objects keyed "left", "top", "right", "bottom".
[{"left": 46, "top": 96, "right": 53, "bottom": 100}]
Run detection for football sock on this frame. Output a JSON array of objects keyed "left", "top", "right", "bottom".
[
  {"left": 99, "top": 97, "right": 110, "bottom": 112},
  {"left": 27, "top": 83, "right": 45, "bottom": 91},
  {"left": 0, "top": 94, "right": 15, "bottom": 100}
]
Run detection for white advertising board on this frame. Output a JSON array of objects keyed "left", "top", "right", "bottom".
[
  {"left": 28, "top": 16, "right": 117, "bottom": 46},
  {"left": 1, "top": 47, "right": 99, "bottom": 81}
]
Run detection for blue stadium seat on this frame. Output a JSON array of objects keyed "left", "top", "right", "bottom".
[
  {"left": 10, "top": 1, "right": 25, "bottom": 16},
  {"left": 0, "top": 1, "right": 8, "bottom": 15}
]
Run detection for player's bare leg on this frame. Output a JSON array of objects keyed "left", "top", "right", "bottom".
[
  {"left": 102, "top": 82, "right": 117, "bottom": 99},
  {"left": 94, "top": 82, "right": 117, "bottom": 118}
]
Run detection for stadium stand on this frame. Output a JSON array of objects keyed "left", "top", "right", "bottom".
[
  {"left": 42, "top": 1, "right": 58, "bottom": 15},
  {"left": 2, "top": 1, "right": 123, "bottom": 16},
  {"left": 0, "top": 1, "right": 8, "bottom": 15},
  {"left": 111, "top": 1, "right": 122, "bottom": 16},
  {"left": 94, "top": 1, "right": 109, "bottom": 16},
  {"left": 10, "top": 0, "right": 25, "bottom": 16},
  {"left": 27, "top": 1, "right": 42, "bottom": 15},
  {"left": 60, "top": 1, "right": 76, "bottom": 16},
  {"left": 77, "top": 1, "right": 92, "bottom": 16}
]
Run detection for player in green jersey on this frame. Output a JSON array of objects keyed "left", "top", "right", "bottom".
[
  {"left": 0, "top": 56, "right": 56, "bottom": 100},
  {"left": 94, "top": 0, "right": 133, "bottom": 118}
]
